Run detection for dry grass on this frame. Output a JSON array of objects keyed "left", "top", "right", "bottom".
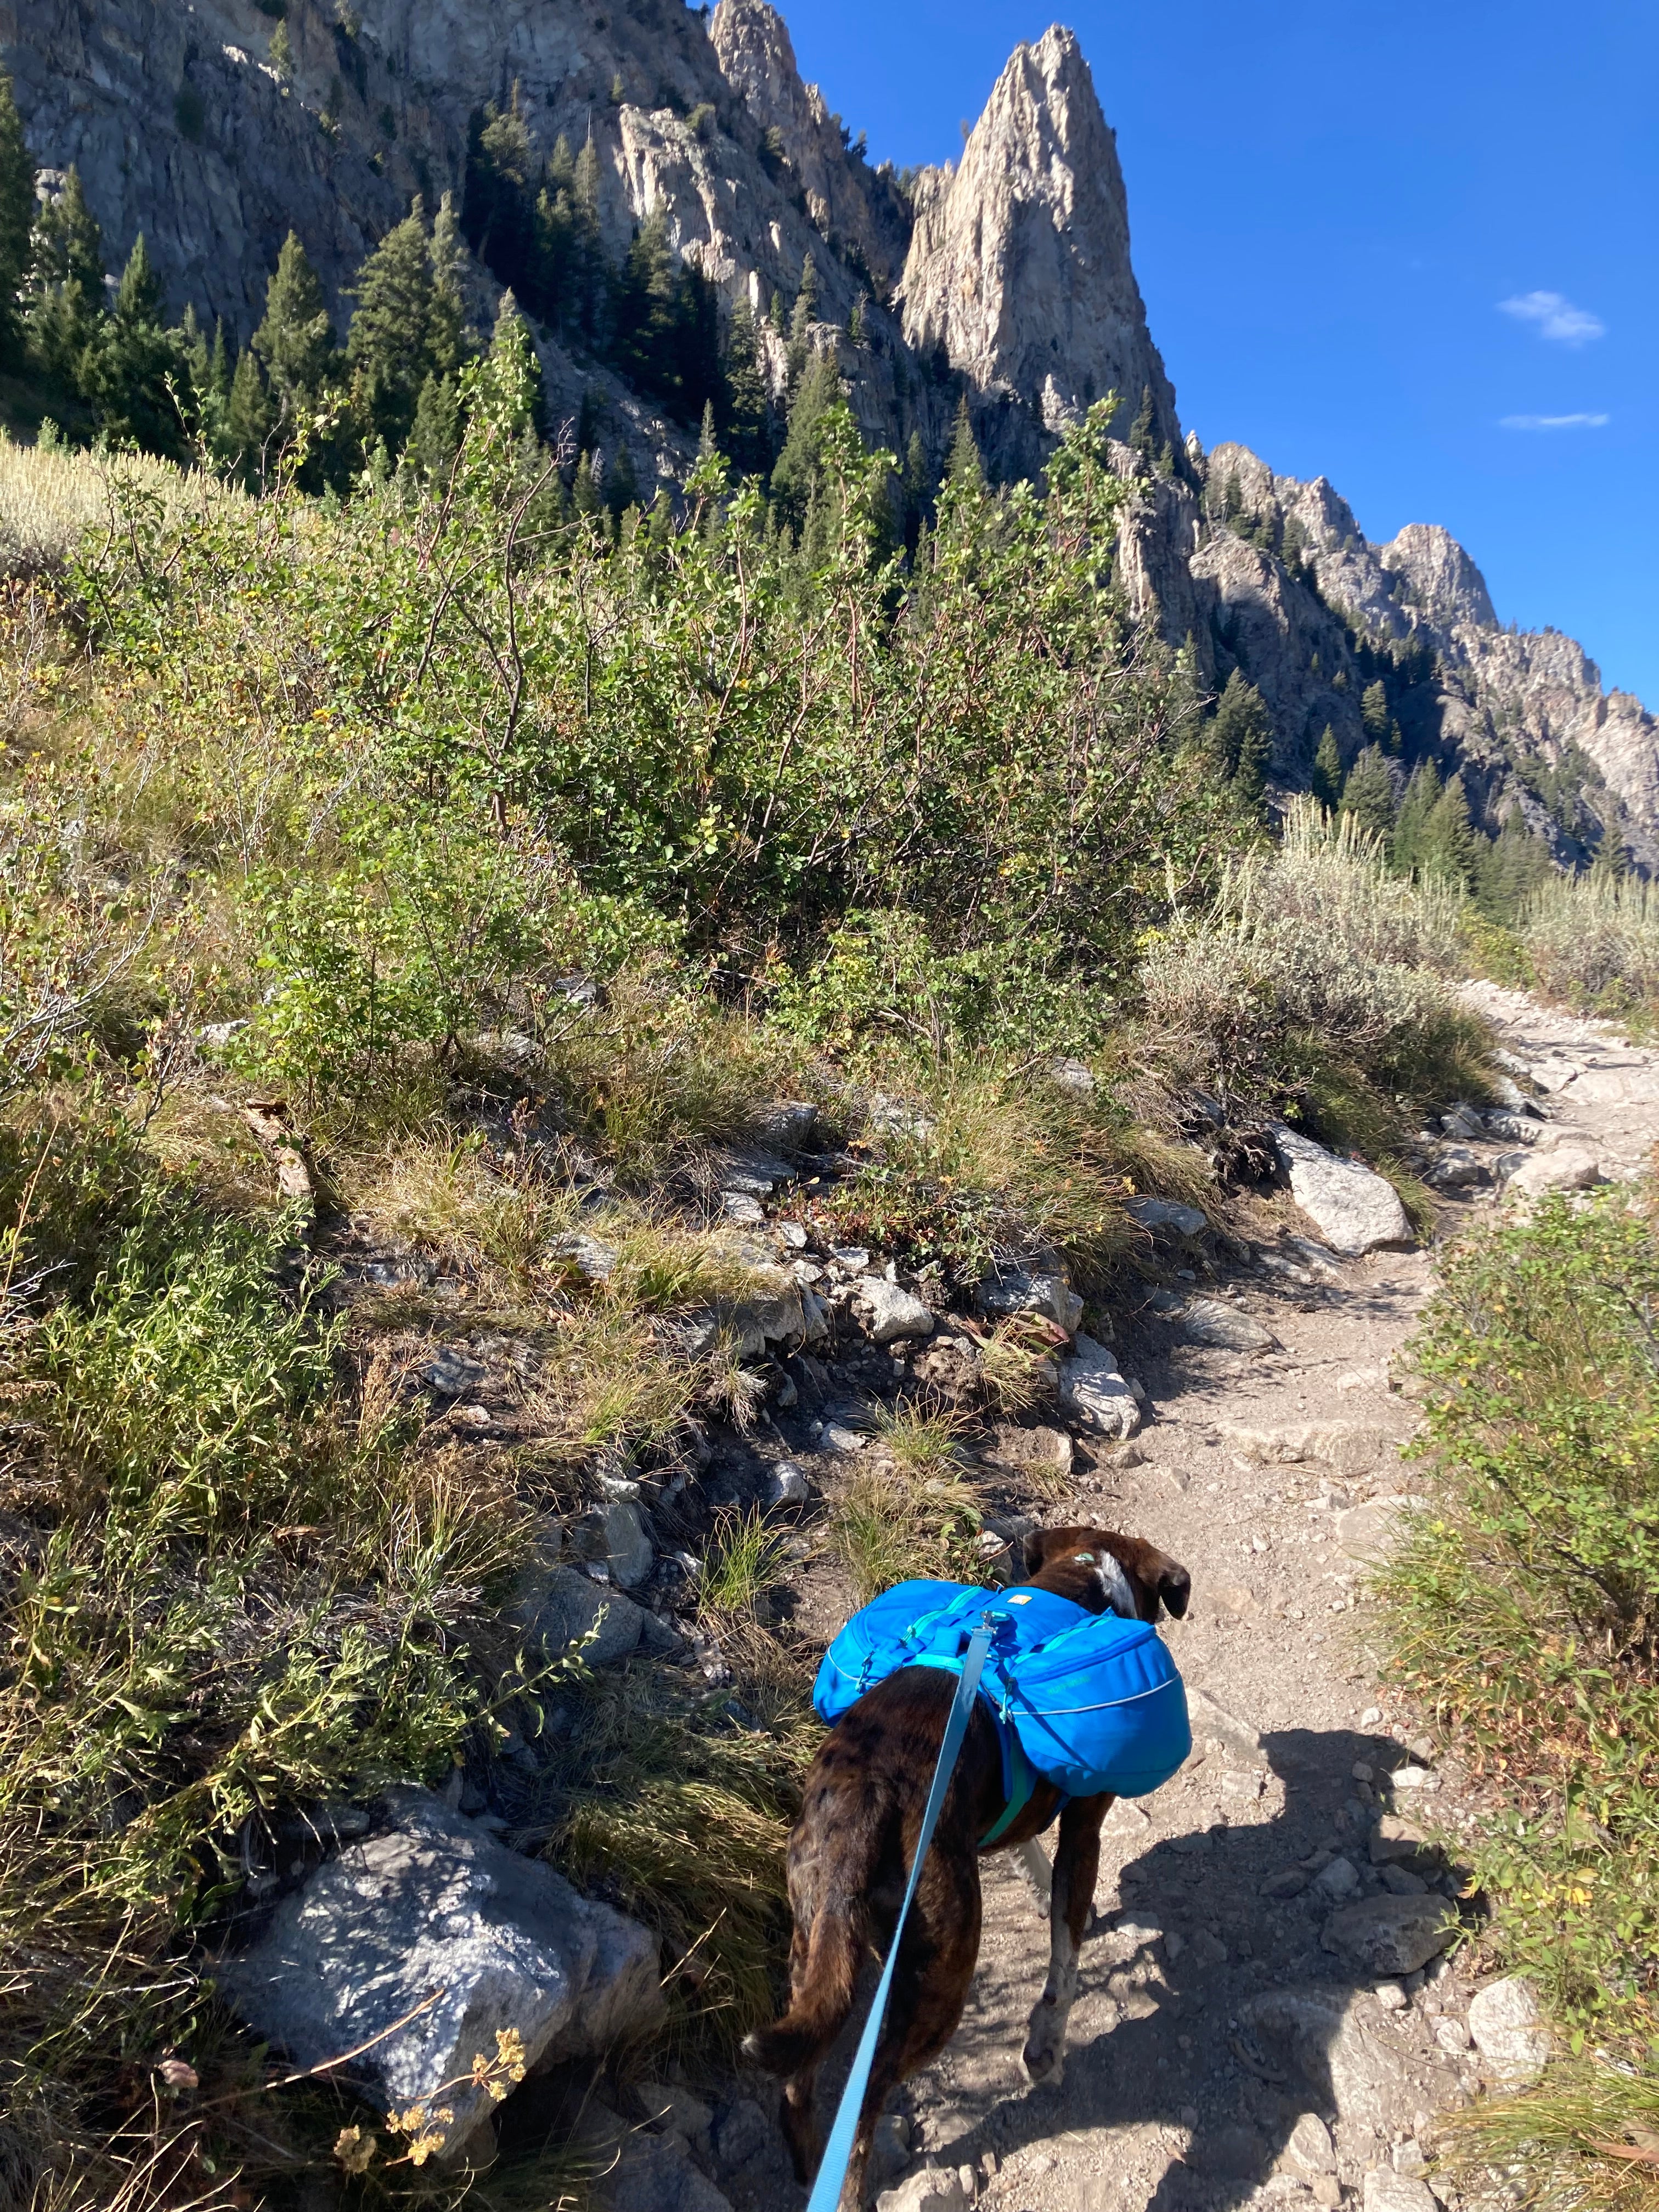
[
  {"left": 832, "top": 1416, "right": 986, "bottom": 1605},
  {"left": 0, "top": 432, "right": 229, "bottom": 579},
  {"left": 1436, "top": 2063, "right": 1659, "bottom": 2212},
  {"left": 1521, "top": 870, "right": 1659, "bottom": 1024}
]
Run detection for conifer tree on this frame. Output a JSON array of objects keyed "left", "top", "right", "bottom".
[
  {"left": 571, "top": 448, "right": 603, "bottom": 521},
  {"left": 427, "top": 192, "right": 471, "bottom": 374},
  {"left": 568, "top": 135, "right": 606, "bottom": 343},
  {"left": 0, "top": 71, "right": 34, "bottom": 369},
  {"left": 224, "top": 345, "right": 276, "bottom": 483},
  {"left": 769, "top": 348, "right": 842, "bottom": 525},
  {"left": 1420, "top": 771, "right": 1479, "bottom": 887},
  {"left": 697, "top": 397, "right": 718, "bottom": 460},
  {"left": 462, "top": 86, "right": 537, "bottom": 296},
  {"left": 901, "top": 427, "right": 930, "bottom": 550},
  {"left": 1311, "top": 725, "right": 1343, "bottom": 812},
  {"left": 1209, "top": 670, "right": 1274, "bottom": 792},
  {"left": 606, "top": 438, "right": 638, "bottom": 520},
  {"left": 347, "top": 205, "right": 435, "bottom": 452},
  {"left": 80, "top": 233, "right": 185, "bottom": 455},
  {"left": 1127, "top": 382, "right": 1156, "bottom": 462},
  {"left": 1390, "top": 759, "right": 1441, "bottom": 876},
  {"left": 1339, "top": 743, "right": 1398, "bottom": 846},
  {"left": 1475, "top": 805, "right": 1555, "bottom": 921},
  {"left": 406, "top": 370, "right": 460, "bottom": 482},
  {"left": 945, "top": 396, "right": 983, "bottom": 496},
  {"left": 1360, "top": 679, "right": 1390, "bottom": 744},
  {"left": 252, "top": 230, "right": 335, "bottom": 423},
  {"left": 25, "top": 167, "right": 106, "bottom": 391},
  {"left": 720, "top": 300, "right": 771, "bottom": 477}
]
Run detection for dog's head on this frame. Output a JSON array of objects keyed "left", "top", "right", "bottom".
[{"left": 1018, "top": 1525, "right": 1191, "bottom": 1624}]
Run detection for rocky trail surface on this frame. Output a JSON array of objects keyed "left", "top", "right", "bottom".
[{"left": 695, "top": 990, "right": 1657, "bottom": 2212}]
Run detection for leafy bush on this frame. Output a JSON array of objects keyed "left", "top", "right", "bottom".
[{"left": 1375, "top": 1191, "right": 1659, "bottom": 2051}]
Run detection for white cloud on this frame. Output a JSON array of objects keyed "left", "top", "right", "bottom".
[
  {"left": 1499, "top": 411, "right": 1610, "bottom": 430},
  {"left": 1498, "top": 290, "right": 1606, "bottom": 345}
]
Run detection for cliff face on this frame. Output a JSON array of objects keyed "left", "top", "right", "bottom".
[{"left": 4, "top": 1, "right": 1652, "bottom": 855}]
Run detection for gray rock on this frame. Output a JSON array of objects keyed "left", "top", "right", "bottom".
[
  {"left": 1364, "top": 2173, "right": 1438, "bottom": 2212},
  {"left": 1369, "top": 1815, "right": 1437, "bottom": 1869},
  {"left": 975, "top": 1262, "right": 1083, "bottom": 1334},
  {"left": 217, "top": 1788, "right": 662, "bottom": 2162},
  {"left": 422, "top": 1345, "right": 488, "bottom": 1398},
  {"left": 1440, "top": 1103, "right": 1485, "bottom": 1139},
  {"left": 712, "top": 2098, "right": 778, "bottom": 2181},
  {"left": 876, "top": 2169, "right": 970, "bottom": 2212},
  {"left": 1049, "top": 1056, "right": 1097, "bottom": 1096},
  {"left": 991, "top": 1423, "right": 1073, "bottom": 1476},
  {"left": 1376, "top": 1861, "right": 1427, "bottom": 1896},
  {"left": 1482, "top": 1112, "right": 1538, "bottom": 1144},
  {"left": 765, "top": 1460, "right": 811, "bottom": 1508},
  {"left": 1186, "top": 1685, "right": 1263, "bottom": 1760},
  {"left": 600, "top": 2132, "right": 733, "bottom": 2212},
  {"left": 856, "top": 1277, "right": 935, "bottom": 1344},
  {"left": 1320, "top": 1894, "right": 1456, "bottom": 1976},
  {"left": 1427, "top": 1146, "right": 1487, "bottom": 1190},
  {"left": 753, "top": 1100, "right": 820, "bottom": 1150},
  {"left": 514, "top": 1564, "right": 646, "bottom": 1668},
  {"left": 1059, "top": 1333, "right": 1142, "bottom": 1439},
  {"left": 715, "top": 1148, "right": 799, "bottom": 1198},
  {"left": 572, "top": 1498, "right": 654, "bottom": 1592},
  {"left": 1312, "top": 1855, "right": 1359, "bottom": 1900},
  {"left": 1241, "top": 1985, "right": 1461, "bottom": 2136},
  {"left": 870, "top": 2111, "right": 912, "bottom": 2185},
  {"left": 1270, "top": 1125, "right": 1415, "bottom": 1256},
  {"left": 1171, "top": 1295, "right": 1278, "bottom": 1354},
  {"left": 1125, "top": 1195, "right": 1208, "bottom": 1238},
  {"left": 1467, "top": 1975, "right": 1552, "bottom": 2083},
  {"left": 720, "top": 1192, "right": 766, "bottom": 1228},
  {"left": 1503, "top": 1147, "right": 1605, "bottom": 1200},
  {"left": 1336, "top": 1494, "right": 1421, "bottom": 1565},
  {"left": 1282, "top": 2112, "right": 1337, "bottom": 2180}
]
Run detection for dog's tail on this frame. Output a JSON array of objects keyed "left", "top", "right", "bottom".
[{"left": 741, "top": 1884, "right": 866, "bottom": 2079}]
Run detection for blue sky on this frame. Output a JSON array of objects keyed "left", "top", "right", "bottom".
[{"left": 764, "top": 0, "right": 1657, "bottom": 708}]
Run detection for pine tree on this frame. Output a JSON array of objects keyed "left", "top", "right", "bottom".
[
  {"left": 571, "top": 448, "right": 603, "bottom": 522},
  {"left": 611, "top": 205, "right": 678, "bottom": 399},
  {"left": 786, "top": 250, "right": 817, "bottom": 382},
  {"left": 0, "top": 71, "right": 33, "bottom": 368},
  {"left": 25, "top": 167, "right": 106, "bottom": 392},
  {"left": 427, "top": 191, "right": 471, "bottom": 374},
  {"left": 347, "top": 205, "right": 436, "bottom": 452},
  {"left": 1339, "top": 743, "right": 1398, "bottom": 847},
  {"left": 224, "top": 345, "right": 276, "bottom": 483},
  {"left": 1209, "top": 671, "right": 1274, "bottom": 790},
  {"left": 1127, "top": 383, "right": 1156, "bottom": 462},
  {"left": 406, "top": 370, "right": 460, "bottom": 482},
  {"left": 901, "top": 427, "right": 930, "bottom": 550},
  {"left": 1390, "top": 759, "right": 1442, "bottom": 876},
  {"left": 1311, "top": 725, "right": 1343, "bottom": 811},
  {"left": 720, "top": 299, "right": 771, "bottom": 477},
  {"left": 568, "top": 134, "right": 606, "bottom": 344},
  {"left": 462, "top": 86, "right": 538, "bottom": 297},
  {"left": 1420, "top": 771, "right": 1479, "bottom": 887},
  {"left": 80, "top": 233, "right": 185, "bottom": 455},
  {"left": 697, "top": 397, "right": 718, "bottom": 460},
  {"left": 1360, "top": 679, "right": 1390, "bottom": 744},
  {"left": 944, "top": 396, "right": 983, "bottom": 496},
  {"left": 252, "top": 230, "right": 335, "bottom": 423},
  {"left": 1475, "top": 805, "right": 1555, "bottom": 922},
  {"left": 605, "top": 438, "right": 638, "bottom": 520},
  {"left": 769, "top": 347, "right": 842, "bottom": 526}
]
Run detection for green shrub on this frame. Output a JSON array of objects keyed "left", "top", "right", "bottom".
[
  {"left": 1374, "top": 1190, "right": 1659, "bottom": 2053},
  {"left": 1521, "top": 869, "right": 1659, "bottom": 1029}
]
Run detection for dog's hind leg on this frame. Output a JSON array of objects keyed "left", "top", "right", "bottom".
[
  {"left": 1022, "top": 1793, "right": 1110, "bottom": 2088},
  {"left": 744, "top": 1873, "right": 864, "bottom": 2184}
]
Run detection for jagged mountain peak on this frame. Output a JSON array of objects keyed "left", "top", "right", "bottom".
[
  {"left": 895, "top": 21, "right": 1178, "bottom": 470},
  {"left": 1381, "top": 523, "right": 1498, "bottom": 633}
]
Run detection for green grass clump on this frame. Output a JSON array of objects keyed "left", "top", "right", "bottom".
[{"left": 1374, "top": 1188, "right": 1659, "bottom": 2212}]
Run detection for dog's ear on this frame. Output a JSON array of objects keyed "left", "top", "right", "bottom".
[
  {"left": 1019, "top": 1527, "right": 1058, "bottom": 1579},
  {"left": 1155, "top": 1558, "right": 1192, "bottom": 1619}
]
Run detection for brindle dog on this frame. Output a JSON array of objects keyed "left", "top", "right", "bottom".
[{"left": 744, "top": 1526, "right": 1191, "bottom": 2205}]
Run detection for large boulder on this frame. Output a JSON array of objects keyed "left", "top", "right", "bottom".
[
  {"left": 1502, "top": 1148, "right": 1605, "bottom": 1201},
  {"left": 217, "top": 1789, "right": 663, "bottom": 2162},
  {"left": 1269, "top": 1126, "right": 1414, "bottom": 1257},
  {"left": 1058, "top": 1333, "right": 1142, "bottom": 1439}
]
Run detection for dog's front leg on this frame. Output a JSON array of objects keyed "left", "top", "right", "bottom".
[{"left": 1022, "top": 1793, "right": 1109, "bottom": 2086}]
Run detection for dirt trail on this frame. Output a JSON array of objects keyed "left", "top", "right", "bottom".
[{"left": 744, "top": 991, "right": 1659, "bottom": 2212}]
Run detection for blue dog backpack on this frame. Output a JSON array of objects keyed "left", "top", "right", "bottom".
[{"left": 812, "top": 1578, "right": 1191, "bottom": 1805}]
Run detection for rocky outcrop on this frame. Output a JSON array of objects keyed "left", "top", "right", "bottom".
[{"left": 895, "top": 27, "right": 1178, "bottom": 476}]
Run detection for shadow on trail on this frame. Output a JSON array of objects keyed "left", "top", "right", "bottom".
[{"left": 912, "top": 1725, "right": 1466, "bottom": 2212}]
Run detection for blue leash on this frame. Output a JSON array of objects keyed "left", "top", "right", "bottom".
[{"left": 805, "top": 1616, "right": 999, "bottom": 2212}]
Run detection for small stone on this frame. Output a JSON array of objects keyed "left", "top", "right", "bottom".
[
  {"left": 711, "top": 2098, "right": 772, "bottom": 2179},
  {"left": 1222, "top": 1768, "right": 1266, "bottom": 1802},
  {"left": 1312, "top": 1856, "right": 1359, "bottom": 1900},
  {"left": 421, "top": 1345, "right": 488, "bottom": 1398},
  {"left": 876, "top": 2169, "right": 969, "bottom": 2212},
  {"left": 1261, "top": 1868, "right": 1309, "bottom": 1900},
  {"left": 1393, "top": 2142, "right": 1429, "bottom": 2179},
  {"left": 775, "top": 1220, "right": 809, "bottom": 1249},
  {"left": 1059, "top": 1333, "right": 1142, "bottom": 1440},
  {"left": 1369, "top": 1816, "right": 1436, "bottom": 1868},
  {"left": 1434, "top": 2018, "right": 1471, "bottom": 2054},
  {"left": 765, "top": 1462, "right": 810, "bottom": 1508},
  {"left": 975, "top": 1262, "right": 1083, "bottom": 1334},
  {"left": 1364, "top": 2173, "right": 1437, "bottom": 2212},
  {"left": 1360, "top": 1706, "right": 1384, "bottom": 1728},
  {"left": 1283, "top": 2112, "right": 1337, "bottom": 2180},
  {"left": 1389, "top": 1765, "right": 1432, "bottom": 1790},
  {"left": 870, "top": 2111, "right": 911, "bottom": 2185},
  {"left": 1210, "top": 1584, "right": 1261, "bottom": 1620},
  {"left": 1375, "top": 1982, "right": 1408, "bottom": 2012},
  {"left": 822, "top": 1423, "right": 866, "bottom": 1454},
  {"left": 1173, "top": 1295, "right": 1279, "bottom": 1354},
  {"left": 1337, "top": 1496, "right": 1420, "bottom": 1565},
  {"left": 572, "top": 1498, "right": 654, "bottom": 1592},
  {"left": 1312, "top": 2179, "right": 1343, "bottom": 2209},
  {"left": 1126, "top": 1195, "right": 1208, "bottom": 1238},
  {"left": 856, "top": 1278, "right": 935, "bottom": 1344},
  {"left": 1467, "top": 1976, "right": 1552, "bottom": 2083},
  {"left": 1503, "top": 1148, "right": 1604, "bottom": 1200},
  {"left": 1270, "top": 1124, "right": 1414, "bottom": 1256},
  {"left": 721, "top": 1192, "right": 766, "bottom": 1227},
  {"left": 1378, "top": 1863, "right": 1427, "bottom": 1897}
]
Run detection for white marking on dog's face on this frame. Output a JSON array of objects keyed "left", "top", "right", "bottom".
[{"left": 1091, "top": 1550, "right": 1137, "bottom": 1619}]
